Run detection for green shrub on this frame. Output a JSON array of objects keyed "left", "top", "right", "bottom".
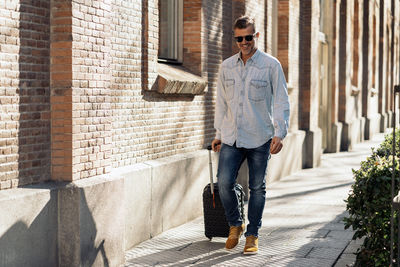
[{"left": 344, "top": 130, "right": 400, "bottom": 266}]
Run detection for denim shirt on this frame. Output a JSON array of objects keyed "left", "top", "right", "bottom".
[{"left": 214, "top": 49, "right": 290, "bottom": 149}]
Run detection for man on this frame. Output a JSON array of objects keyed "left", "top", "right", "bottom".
[{"left": 211, "top": 15, "right": 290, "bottom": 254}]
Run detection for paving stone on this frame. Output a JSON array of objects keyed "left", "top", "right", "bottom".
[
  {"left": 327, "top": 230, "right": 354, "bottom": 241},
  {"left": 267, "top": 256, "right": 336, "bottom": 267},
  {"left": 354, "top": 236, "right": 365, "bottom": 245},
  {"left": 318, "top": 222, "right": 349, "bottom": 231},
  {"left": 343, "top": 242, "right": 360, "bottom": 254},
  {"left": 267, "top": 228, "right": 330, "bottom": 239},
  {"left": 333, "top": 252, "right": 356, "bottom": 267},
  {"left": 304, "top": 238, "right": 350, "bottom": 249},
  {"left": 306, "top": 247, "right": 344, "bottom": 260}
]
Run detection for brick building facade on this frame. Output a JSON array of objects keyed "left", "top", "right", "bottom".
[{"left": 0, "top": 0, "right": 399, "bottom": 266}]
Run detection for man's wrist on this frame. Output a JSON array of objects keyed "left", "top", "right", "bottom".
[
  {"left": 274, "top": 133, "right": 286, "bottom": 140},
  {"left": 215, "top": 131, "right": 221, "bottom": 140}
]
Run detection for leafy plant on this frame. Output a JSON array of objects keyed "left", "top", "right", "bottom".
[{"left": 344, "top": 130, "right": 400, "bottom": 266}]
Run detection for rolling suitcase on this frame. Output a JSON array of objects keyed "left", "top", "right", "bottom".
[{"left": 203, "top": 145, "right": 245, "bottom": 240}]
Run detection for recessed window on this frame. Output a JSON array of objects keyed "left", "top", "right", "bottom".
[{"left": 158, "top": 0, "right": 183, "bottom": 63}]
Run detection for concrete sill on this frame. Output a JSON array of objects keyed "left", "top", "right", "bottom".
[{"left": 149, "top": 63, "right": 208, "bottom": 95}]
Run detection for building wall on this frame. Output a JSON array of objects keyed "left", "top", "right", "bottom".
[
  {"left": 0, "top": 0, "right": 398, "bottom": 187},
  {"left": 288, "top": 0, "right": 300, "bottom": 132},
  {"left": 0, "top": 0, "right": 400, "bottom": 265},
  {"left": 0, "top": 0, "right": 51, "bottom": 190}
]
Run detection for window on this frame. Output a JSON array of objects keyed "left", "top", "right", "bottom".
[
  {"left": 319, "top": 0, "right": 325, "bottom": 32},
  {"left": 159, "top": 0, "right": 183, "bottom": 63}
]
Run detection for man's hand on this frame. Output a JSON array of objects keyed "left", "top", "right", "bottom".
[
  {"left": 270, "top": 137, "right": 283, "bottom": 154},
  {"left": 211, "top": 139, "right": 222, "bottom": 152}
]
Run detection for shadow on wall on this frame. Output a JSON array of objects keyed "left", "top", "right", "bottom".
[
  {"left": 0, "top": 184, "right": 109, "bottom": 267},
  {"left": 0, "top": 189, "right": 57, "bottom": 267},
  {"left": 76, "top": 189, "right": 110, "bottom": 267},
  {"left": 17, "top": 0, "right": 51, "bottom": 188},
  {"left": 6, "top": 1, "right": 111, "bottom": 265}
]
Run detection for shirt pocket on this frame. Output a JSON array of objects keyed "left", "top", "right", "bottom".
[
  {"left": 249, "top": 80, "right": 268, "bottom": 102},
  {"left": 224, "top": 79, "right": 235, "bottom": 100}
]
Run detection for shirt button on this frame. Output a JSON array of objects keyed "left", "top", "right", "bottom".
[
  {"left": 239, "top": 103, "right": 243, "bottom": 106},
  {"left": 240, "top": 91, "right": 244, "bottom": 95}
]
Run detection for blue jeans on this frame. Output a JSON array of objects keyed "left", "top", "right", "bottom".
[{"left": 217, "top": 140, "right": 271, "bottom": 237}]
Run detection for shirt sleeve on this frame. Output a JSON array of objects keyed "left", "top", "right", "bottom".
[
  {"left": 214, "top": 65, "right": 227, "bottom": 140},
  {"left": 271, "top": 62, "right": 290, "bottom": 139}
]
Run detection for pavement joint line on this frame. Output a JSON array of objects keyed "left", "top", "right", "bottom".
[
  {"left": 322, "top": 230, "right": 331, "bottom": 238},
  {"left": 176, "top": 242, "right": 193, "bottom": 251},
  {"left": 304, "top": 247, "right": 315, "bottom": 258},
  {"left": 331, "top": 242, "right": 350, "bottom": 266}
]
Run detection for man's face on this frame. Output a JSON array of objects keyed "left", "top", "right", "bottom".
[{"left": 234, "top": 25, "right": 259, "bottom": 56}]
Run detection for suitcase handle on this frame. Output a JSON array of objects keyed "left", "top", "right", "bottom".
[
  {"left": 207, "top": 145, "right": 216, "bottom": 208},
  {"left": 207, "top": 145, "right": 214, "bottom": 194}
]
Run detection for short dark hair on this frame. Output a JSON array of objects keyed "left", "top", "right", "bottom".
[{"left": 233, "top": 16, "right": 256, "bottom": 32}]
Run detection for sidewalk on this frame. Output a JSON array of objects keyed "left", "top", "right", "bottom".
[{"left": 124, "top": 133, "right": 387, "bottom": 267}]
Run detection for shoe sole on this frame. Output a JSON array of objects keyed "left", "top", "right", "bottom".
[
  {"left": 243, "top": 250, "right": 258, "bottom": 255},
  {"left": 225, "top": 233, "right": 243, "bottom": 251},
  {"left": 225, "top": 242, "right": 240, "bottom": 251}
]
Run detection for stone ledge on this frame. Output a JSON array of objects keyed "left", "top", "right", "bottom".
[{"left": 149, "top": 63, "right": 208, "bottom": 95}]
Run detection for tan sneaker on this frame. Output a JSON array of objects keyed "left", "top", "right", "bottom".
[
  {"left": 243, "top": 235, "right": 258, "bottom": 254},
  {"left": 225, "top": 224, "right": 245, "bottom": 250}
]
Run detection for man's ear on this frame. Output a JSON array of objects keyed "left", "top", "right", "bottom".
[{"left": 255, "top": 32, "right": 260, "bottom": 38}]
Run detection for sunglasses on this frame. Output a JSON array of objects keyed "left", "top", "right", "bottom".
[{"left": 234, "top": 34, "right": 256, "bottom": 43}]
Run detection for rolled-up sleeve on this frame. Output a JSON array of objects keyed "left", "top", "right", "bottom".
[
  {"left": 271, "top": 63, "right": 290, "bottom": 139},
  {"left": 214, "top": 66, "right": 227, "bottom": 140}
]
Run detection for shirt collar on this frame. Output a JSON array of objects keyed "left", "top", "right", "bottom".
[{"left": 235, "top": 49, "right": 261, "bottom": 67}]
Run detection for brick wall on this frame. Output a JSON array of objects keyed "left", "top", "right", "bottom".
[
  {"left": 352, "top": 1, "right": 360, "bottom": 87},
  {"left": 245, "top": 0, "right": 266, "bottom": 52},
  {"left": 51, "top": 0, "right": 113, "bottom": 181},
  {"left": 232, "top": 0, "right": 246, "bottom": 54},
  {"left": 265, "top": 0, "right": 277, "bottom": 56},
  {"left": 361, "top": 0, "right": 370, "bottom": 117},
  {"left": 183, "top": 0, "right": 202, "bottom": 76},
  {"left": 50, "top": 0, "right": 73, "bottom": 181},
  {"left": 338, "top": 0, "right": 347, "bottom": 122},
  {"left": 267, "top": 0, "right": 300, "bottom": 132},
  {"left": 277, "top": 0, "right": 289, "bottom": 79},
  {"left": 288, "top": 0, "right": 300, "bottom": 131},
  {"left": 378, "top": 0, "right": 385, "bottom": 114},
  {"left": 309, "top": 0, "right": 321, "bottom": 129},
  {"left": 1, "top": 0, "right": 400, "bottom": 189},
  {"left": 70, "top": 0, "right": 113, "bottom": 180},
  {"left": 110, "top": 1, "right": 142, "bottom": 167},
  {"left": 0, "top": 0, "right": 50, "bottom": 189},
  {"left": 204, "top": 0, "right": 225, "bottom": 146},
  {"left": 332, "top": 0, "right": 339, "bottom": 122},
  {"left": 298, "top": 1, "right": 312, "bottom": 130},
  {"left": 111, "top": 0, "right": 210, "bottom": 168}
]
